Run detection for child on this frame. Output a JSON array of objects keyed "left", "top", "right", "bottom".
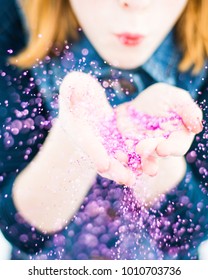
[{"left": 0, "top": 0, "right": 207, "bottom": 260}]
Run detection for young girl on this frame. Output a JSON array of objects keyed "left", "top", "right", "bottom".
[{"left": 0, "top": 0, "right": 207, "bottom": 260}]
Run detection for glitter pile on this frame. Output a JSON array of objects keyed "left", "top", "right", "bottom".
[{"left": 99, "top": 105, "right": 182, "bottom": 174}]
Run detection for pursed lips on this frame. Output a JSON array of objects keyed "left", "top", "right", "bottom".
[{"left": 115, "top": 33, "right": 145, "bottom": 46}]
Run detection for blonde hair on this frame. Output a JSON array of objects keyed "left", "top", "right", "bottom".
[
  {"left": 10, "top": 0, "right": 78, "bottom": 67},
  {"left": 10, "top": 0, "right": 208, "bottom": 74},
  {"left": 176, "top": 0, "right": 208, "bottom": 73}
]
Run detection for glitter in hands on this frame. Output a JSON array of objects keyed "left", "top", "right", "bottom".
[{"left": 99, "top": 105, "right": 182, "bottom": 175}]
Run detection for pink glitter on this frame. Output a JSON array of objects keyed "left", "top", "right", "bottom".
[
  {"left": 127, "top": 105, "right": 182, "bottom": 131},
  {"left": 99, "top": 106, "right": 182, "bottom": 174}
]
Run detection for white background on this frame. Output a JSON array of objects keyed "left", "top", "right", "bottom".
[
  {"left": 0, "top": 259, "right": 208, "bottom": 279},
  {"left": 0, "top": 231, "right": 11, "bottom": 260}
]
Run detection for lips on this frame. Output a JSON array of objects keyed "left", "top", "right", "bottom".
[{"left": 115, "top": 33, "right": 145, "bottom": 46}]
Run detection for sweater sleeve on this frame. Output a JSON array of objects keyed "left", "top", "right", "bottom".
[
  {"left": 150, "top": 82, "right": 208, "bottom": 259},
  {"left": 0, "top": 0, "right": 53, "bottom": 254}
]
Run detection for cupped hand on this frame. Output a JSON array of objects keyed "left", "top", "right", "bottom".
[
  {"left": 58, "top": 71, "right": 136, "bottom": 185},
  {"left": 59, "top": 74, "right": 203, "bottom": 188},
  {"left": 116, "top": 83, "right": 203, "bottom": 176}
]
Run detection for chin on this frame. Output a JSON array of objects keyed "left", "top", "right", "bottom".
[
  {"left": 105, "top": 54, "right": 148, "bottom": 70},
  {"left": 109, "top": 59, "right": 145, "bottom": 70}
]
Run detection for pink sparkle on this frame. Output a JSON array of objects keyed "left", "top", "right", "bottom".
[{"left": 99, "top": 106, "right": 182, "bottom": 174}]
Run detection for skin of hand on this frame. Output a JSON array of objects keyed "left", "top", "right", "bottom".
[
  {"left": 13, "top": 76, "right": 203, "bottom": 233},
  {"left": 116, "top": 83, "right": 203, "bottom": 174},
  {"left": 116, "top": 83, "right": 203, "bottom": 203},
  {"left": 60, "top": 75, "right": 203, "bottom": 184},
  {"left": 59, "top": 71, "right": 136, "bottom": 186}
]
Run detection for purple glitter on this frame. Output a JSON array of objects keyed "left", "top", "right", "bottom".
[
  {"left": 99, "top": 106, "right": 182, "bottom": 174},
  {"left": 127, "top": 105, "right": 182, "bottom": 131}
]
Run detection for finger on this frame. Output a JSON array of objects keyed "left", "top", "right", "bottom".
[
  {"left": 135, "top": 137, "right": 164, "bottom": 157},
  {"left": 100, "top": 157, "right": 136, "bottom": 186},
  {"left": 60, "top": 71, "right": 112, "bottom": 115},
  {"left": 173, "top": 97, "right": 203, "bottom": 134},
  {"left": 114, "top": 150, "right": 129, "bottom": 164},
  {"left": 156, "top": 129, "right": 195, "bottom": 157},
  {"left": 110, "top": 157, "right": 136, "bottom": 185},
  {"left": 141, "top": 155, "right": 159, "bottom": 176}
]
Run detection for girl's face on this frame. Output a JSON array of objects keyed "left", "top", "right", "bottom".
[{"left": 70, "top": 0, "right": 188, "bottom": 69}]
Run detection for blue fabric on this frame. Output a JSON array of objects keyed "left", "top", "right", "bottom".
[{"left": 0, "top": 0, "right": 208, "bottom": 259}]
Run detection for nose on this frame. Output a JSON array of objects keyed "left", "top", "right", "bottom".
[{"left": 118, "top": 0, "right": 151, "bottom": 9}]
